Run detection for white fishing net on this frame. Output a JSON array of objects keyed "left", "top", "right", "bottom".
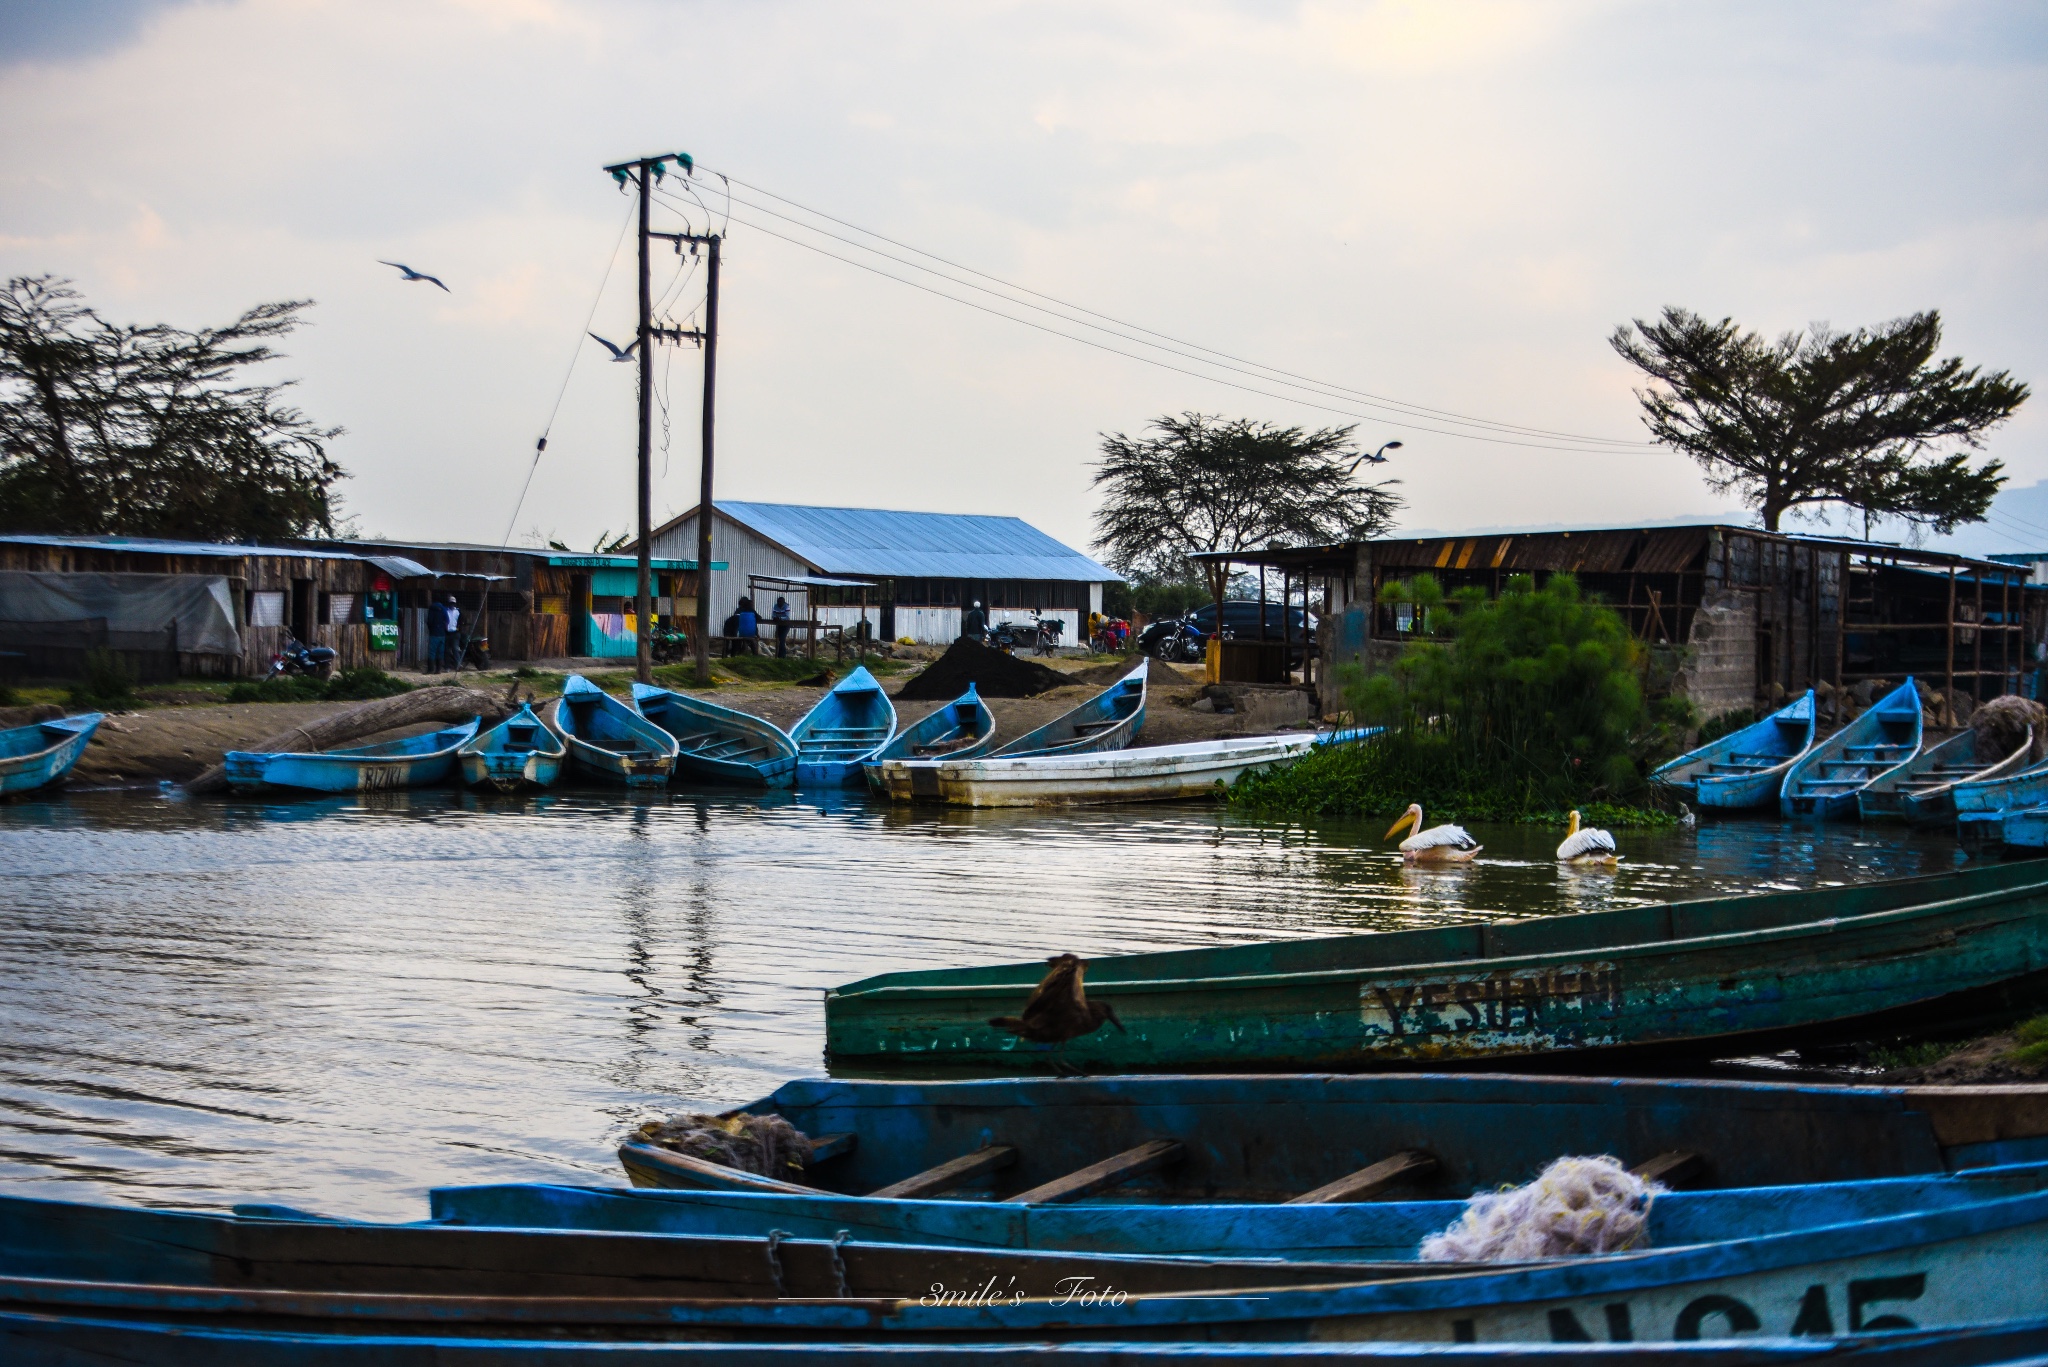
[{"left": 1419, "top": 1155, "right": 1661, "bottom": 1262}]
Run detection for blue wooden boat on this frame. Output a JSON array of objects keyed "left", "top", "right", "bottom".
[
  {"left": 550, "top": 675, "right": 678, "bottom": 789},
  {"left": 991, "top": 659, "right": 1147, "bottom": 758},
  {"left": 790, "top": 665, "right": 897, "bottom": 787},
  {"left": 451, "top": 1161, "right": 2048, "bottom": 1261},
  {"left": 1781, "top": 679, "right": 1923, "bottom": 819},
  {"left": 0, "top": 712, "right": 101, "bottom": 796},
  {"left": 1953, "top": 755, "right": 2048, "bottom": 847},
  {"left": 630, "top": 682, "right": 798, "bottom": 788},
  {"left": 604, "top": 1072, "right": 2048, "bottom": 1205},
  {"left": 2004, "top": 805, "right": 2048, "bottom": 849},
  {"left": 223, "top": 718, "right": 479, "bottom": 794},
  {"left": 457, "top": 704, "right": 565, "bottom": 792},
  {"left": 11, "top": 1182, "right": 2048, "bottom": 1345},
  {"left": 1652, "top": 692, "right": 1815, "bottom": 811},
  {"left": 13, "top": 1314, "right": 2048, "bottom": 1366},
  {"left": 863, "top": 684, "right": 997, "bottom": 793},
  {"left": 1881, "top": 727, "right": 2037, "bottom": 825}
]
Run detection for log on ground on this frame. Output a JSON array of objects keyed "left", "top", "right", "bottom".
[{"left": 184, "top": 686, "right": 515, "bottom": 794}]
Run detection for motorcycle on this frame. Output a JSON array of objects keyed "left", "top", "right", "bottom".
[
  {"left": 1032, "top": 615, "right": 1065, "bottom": 657},
  {"left": 987, "top": 620, "right": 1023, "bottom": 655},
  {"left": 650, "top": 624, "right": 691, "bottom": 665},
  {"left": 454, "top": 630, "right": 491, "bottom": 672},
  {"left": 268, "top": 634, "right": 338, "bottom": 680},
  {"left": 1147, "top": 617, "right": 1207, "bottom": 664}
]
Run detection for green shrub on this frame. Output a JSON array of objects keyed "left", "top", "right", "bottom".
[
  {"left": 66, "top": 649, "right": 136, "bottom": 709},
  {"left": 2012, "top": 1015, "right": 2048, "bottom": 1069},
  {"left": 226, "top": 667, "right": 412, "bottom": 704},
  {"left": 323, "top": 667, "right": 413, "bottom": 700}
]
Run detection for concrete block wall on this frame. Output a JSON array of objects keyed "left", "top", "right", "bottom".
[{"left": 1674, "top": 588, "right": 1757, "bottom": 720}]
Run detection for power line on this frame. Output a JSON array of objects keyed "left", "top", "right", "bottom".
[
  {"left": 688, "top": 163, "right": 1651, "bottom": 451},
  {"left": 655, "top": 187, "right": 1638, "bottom": 457}
]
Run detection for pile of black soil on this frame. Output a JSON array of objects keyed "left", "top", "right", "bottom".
[
  {"left": 894, "top": 639, "right": 1067, "bottom": 699},
  {"left": 1067, "top": 656, "right": 1186, "bottom": 688}
]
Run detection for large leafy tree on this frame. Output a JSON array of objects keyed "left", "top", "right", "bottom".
[
  {"left": 1091, "top": 412, "right": 1401, "bottom": 610},
  {"left": 1610, "top": 308, "right": 2026, "bottom": 533},
  {"left": 0, "top": 275, "right": 344, "bottom": 541}
]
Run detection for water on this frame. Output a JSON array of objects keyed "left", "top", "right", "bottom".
[{"left": 0, "top": 789, "right": 1966, "bottom": 1220}]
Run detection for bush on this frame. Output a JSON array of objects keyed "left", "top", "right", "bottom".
[
  {"left": 2012, "top": 1015, "right": 2048, "bottom": 1069},
  {"left": 0, "top": 680, "right": 16, "bottom": 707},
  {"left": 66, "top": 648, "right": 136, "bottom": 709},
  {"left": 226, "top": 667, "right": 412, "bottom": 704}
]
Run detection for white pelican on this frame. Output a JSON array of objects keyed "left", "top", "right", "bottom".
[
  {"left": 1386, "top": 804, "right": 1481, "bottom": 863},
  {"left": 1556, "top": 810, "right": 1620, "bottom": 865}
]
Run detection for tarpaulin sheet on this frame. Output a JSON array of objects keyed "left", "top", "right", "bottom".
[{"left": 0, "top": 572, "right": 241, "bottom": 656}]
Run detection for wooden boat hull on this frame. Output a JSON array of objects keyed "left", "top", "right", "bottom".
[
  {"left": 791, "top": 666, "right": 896, "bottom": 788},
  {"left": 593, "top": 1072, "right": 2048, "bottom": 1205},
  {"left": 1953, "top": 759, "right": 2048, "bottom": 848},
  {"left": 457, "top": 705, "right": 565, "bottom": 792},
  {"left": 9, "top": 1185, "right": 2048, "bottom": 1346},
  {"left": 1876, "top": 730, "right": 2035, "bottom": 826},
  {"left": 550, "top": 677, "right": 678, "bottom": 789},
  {"left": 863, "top": 687, "right": 997, "bottom": 794},
  {"left": 633, "top": 683, "right": 797, "bottom": 788},
  {"left": 0, "top": 713, "right": 101, "bottom": 796},
  {"left": 2002, "top": 806, "right": 2048, "bottom": 850},
  {"left": 1781, "top": 680, "right": 1923, "bottom": 820},
  {"left": 13, "top": 1312, "right": 2048, "bottom": 1364},
  {"left": 223, "top": 720, "right": 480, "bottom": 794},
  {"left": 880, "top": 733, "right": 1319, "bottom": 807},
  {"left": 992, "top": 661, "right": 1147, "bottom": 759},
  {"left": 1653, "top": 692, "right": 1815, "bottom": 810},
  {"left": 446, "top": 1162, "right": 2048, "bottom": 1261},
  {"left": 826, "top": 860, "right": 2048, "bottom": 1073}
]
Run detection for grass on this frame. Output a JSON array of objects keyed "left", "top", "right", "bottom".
[
  {"left": 224, "top": 667, "right": 414, "bottom": 704},
  {"left": 2012, "top": 1015, "right": 2048, "bottom": 1069},
  {"left": 66, "top": 649, "right": 137, "bottom": 711},
  {"left": 1863, "top": 1039, "right": 1959, "bottom": 1071}
]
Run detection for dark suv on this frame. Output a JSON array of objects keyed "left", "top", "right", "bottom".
[{"left": 1139, "top": 600, "right": 1315, "bottom": 663}]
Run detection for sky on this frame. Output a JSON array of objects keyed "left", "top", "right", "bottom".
[{"left": 2, "top": 0, "right": 2045, "bottom": 559}]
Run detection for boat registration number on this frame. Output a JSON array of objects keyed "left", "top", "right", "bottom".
[{"left": 1357, "top": 963, "right": 1620, "bottom": 1044}]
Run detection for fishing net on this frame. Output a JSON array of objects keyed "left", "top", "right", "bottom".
[
  {"left": 637, "top": 1112, "right": 814, "bottom": 1180},
  {"left": 1972, "top": 694, "right": 2047, "bottom": 764},
  {"left": 1418, "top": 1155, "right": 1661, "bottom": 1262}
]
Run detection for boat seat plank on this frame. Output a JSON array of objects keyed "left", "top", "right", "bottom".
[
  {"left": 1631, "top": 1151, "right": 1704, "bottom": 1187},
  {"left": 1283, "top": 1150, "right": 1436, "bottom": 1205},
  {"left": 868, "top": 1144, "right": 1019, "bottom": 1199},
  {"left": 1004, "top": 1139, "right": 1185, "bottom": 1205},
  {"left": 809, "top": 1132, "right": 858, "bottom": 1163},
  {"left": 618, "top": 1143, "right": 814, "bottom": 1194}
]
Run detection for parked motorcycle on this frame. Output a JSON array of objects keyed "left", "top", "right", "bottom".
[
  {"left": 1032, "top": 615, "right": 1065, "bottom": 657},
  {"left": 987, "top": 620, "right": 1023, "bottom": 655},
  {"left": 268, "top": 634, "right": 338, "bottom": 680},
  {"left": 1145, "top": 617, "right": 1207, "bottom": 664}
]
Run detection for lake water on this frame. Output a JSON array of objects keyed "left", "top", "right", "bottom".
[{"left": 0, "top": 788, "right": 1967, "bottom": 1220}]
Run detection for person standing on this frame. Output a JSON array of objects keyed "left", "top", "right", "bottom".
[
  {"left": 442, "top": 595, "right": 464, "bottom": 669},
  {"left": 424, "top": 592, "right": 448, "bottom": 672},
  {"left": 772, "top": 595, "right": 792, "bottom": 658},
  {"left": 960, "top": 599, "right": 986, "bottom": 644}
]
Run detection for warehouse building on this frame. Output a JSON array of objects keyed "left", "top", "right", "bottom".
[{"left": 642, "top": 502, "right": 1119, "bottom": 646}]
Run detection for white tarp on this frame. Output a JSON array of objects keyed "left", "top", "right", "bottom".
[{"left": 0, "top": 571, "right": 242, "bottom": 656}]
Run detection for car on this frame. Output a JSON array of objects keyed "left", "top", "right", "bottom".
[{"left": 1138, "top": 600, "right": 1316, "bottom": 663}]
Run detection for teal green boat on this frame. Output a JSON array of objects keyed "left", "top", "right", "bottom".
[{"left": 825, "top": 861, "right": 2048, "bottom": 1074}]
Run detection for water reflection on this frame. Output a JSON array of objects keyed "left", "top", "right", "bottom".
[{"left": 0, "top": 788, "right": 1968, "bottom": 1219}]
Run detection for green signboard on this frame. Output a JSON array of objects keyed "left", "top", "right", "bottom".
[{"left": 369, "top": 621, "right": 399, "bottom": 651}]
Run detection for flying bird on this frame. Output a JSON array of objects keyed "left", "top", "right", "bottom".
[
  {"left": 1385, "top": 803, "right": 1482, "bottom": 863},
  {"left": 989, "top": 953, "right": 1124, "bottom": 1048},
  {"left": 1555, "top": 809, "right": 1621, "bottom": 866},
  {"left": 588, "top": 333, "right": 640, "bottom": 363},
  {"left": 378, "top": 261, "right": 450, "bottom": 292}
]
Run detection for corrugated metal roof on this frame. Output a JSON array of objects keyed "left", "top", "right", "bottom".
[
  {"left": 1373, "top": 527, "right": 1715, "bottom": 576},
  {"left": 713, "top": 502, "right": 1118, "bottom": 582},
  {"left": 0, "top": 533, "right": 376, "bottom": 561}
]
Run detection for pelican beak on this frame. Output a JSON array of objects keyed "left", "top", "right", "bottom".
[{"left": 1385, "top": 810, "right": 1415, "bottom": 840}]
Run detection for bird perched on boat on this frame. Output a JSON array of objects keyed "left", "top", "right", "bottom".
[
  {"left": 1385, "top": 804, "right": 1481, "bottom": 863},
  {"left": 1556, "top": 810, "right": 1620, "bottom": 866},
  {"left": 377, "top": 261, "right": 449, "bottom": 291},
  {"left": 588, "top": 332, "right": 640, "bottom": 362},
  {"left": 989, "top": 953, "right": 1124, "bottom": 1045}
]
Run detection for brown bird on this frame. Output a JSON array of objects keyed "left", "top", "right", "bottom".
[{"left": 989, "top": 953, "right": 1125, "bottom": 1045}]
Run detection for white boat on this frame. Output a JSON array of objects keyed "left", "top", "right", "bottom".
[{"left": 879, "top": 731, "right": 1322, "bottom": 807}]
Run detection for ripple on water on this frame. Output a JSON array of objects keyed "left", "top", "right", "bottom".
[{"left": 0, "top": 788, "right": 1966, "bottom": 1219}]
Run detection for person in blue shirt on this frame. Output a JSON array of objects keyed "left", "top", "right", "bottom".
[
  {"left": 735, "top": 597, "right": 760, "bottom": 656},
  {"left": 424, "top": 593, "right": 448, "bottom": 672}
]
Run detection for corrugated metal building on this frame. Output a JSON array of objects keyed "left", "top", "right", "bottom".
[
  {"left": 642, "top": 502, "right": 1118, "bottom": 645},
  {"left": 1209, "top": 524, "right": 2045, "bottom": 719}
]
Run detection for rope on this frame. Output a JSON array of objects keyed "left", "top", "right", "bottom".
[
  {"left": 763, "top": 1229, "right": 789, "bottom": 1295},
  {"left": 829, "top": 1230, "right": 852, "bottom": 1298}
]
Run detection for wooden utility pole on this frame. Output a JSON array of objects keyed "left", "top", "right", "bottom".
[
  {"left": 634, "top": 161, "right": 655, "bottom": 684},
  {"left": 694, "top": 235, "right": 720, "bottom": 682}
]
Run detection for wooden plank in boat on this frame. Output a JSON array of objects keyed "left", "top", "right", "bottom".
[
  {"left": 1006, "top": 1139, "right": 1184, "bottom": 1205},
  {"left": 868, "top": 1144, "right": 1018, "bottom": 1199},
  {"left": 1285, "top": 1150, "right": 1436, "bottom": 1204}
]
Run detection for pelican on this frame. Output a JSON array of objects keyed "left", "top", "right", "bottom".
[
  {"left": 1386, "top": 804, "right": 1481, "bottom": 862},
  {"left": 1557, "top": 810, "right": 1620, "bottom": 865}
]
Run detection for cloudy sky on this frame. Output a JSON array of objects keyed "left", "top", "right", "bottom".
[{"left": 3, "top": 0, "right": 2044, "bottom": 556}]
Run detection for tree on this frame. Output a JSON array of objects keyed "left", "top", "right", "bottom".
[
  {"left": 1091, "top": 413, "right": 1401, "bottom": 611},
  {"left": 0, "top": 275, "right": 344, "bottom": 541},
  {"left": 1611, "top": 308, "right": 2027, "bottom": 533}
]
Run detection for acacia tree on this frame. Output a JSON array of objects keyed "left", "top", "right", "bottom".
[
  {"left": 1091, "top": 413, "right": 1401, "bottom": 614},
  {"left": 0, "top": 275, "right": 344, "bottom": 540},
  {"left": 1610, "top": 308, "right": 2026, "bottom": 533}
]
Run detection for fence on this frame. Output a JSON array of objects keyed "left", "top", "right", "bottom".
[{"left": 0, "top": 617, "right": 182, "bottom": 682}]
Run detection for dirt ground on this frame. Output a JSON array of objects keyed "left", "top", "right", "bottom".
[
  {"left": 1878, "top": 1030, "right": 2048, "bottom": 1085},
  {"left": 45, "top": 654, "right": 1299, "bottom": 788}
]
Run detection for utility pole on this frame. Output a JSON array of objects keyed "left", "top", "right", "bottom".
[
  {"left": 694, "top": 236, "right": 720, "bottom": 682},
  {"left": 602, "top": 150, "right": 698, "bottom": 685}
]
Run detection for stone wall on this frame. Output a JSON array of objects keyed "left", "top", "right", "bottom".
[{"left": 1673, "top": 587, "right": 1757, "bottom": 720}]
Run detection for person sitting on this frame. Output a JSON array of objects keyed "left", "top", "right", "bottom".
[{"left": 735, "top": 597, "right": 760, "bottom": 656}]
